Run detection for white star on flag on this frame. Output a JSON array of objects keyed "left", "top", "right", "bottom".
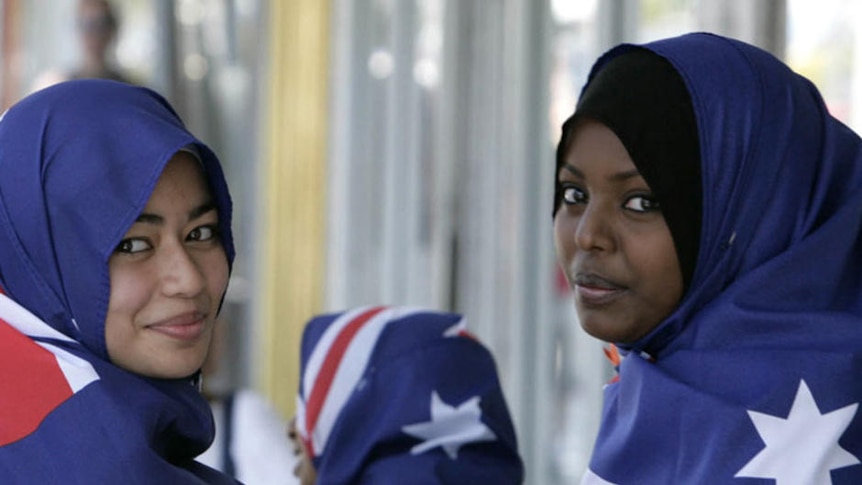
[
  {"left": 736, "top": 379, "right": 860, "bottom": 484},
  {"left": 402, "top": 390, "right": 496, "bottom": 459}
]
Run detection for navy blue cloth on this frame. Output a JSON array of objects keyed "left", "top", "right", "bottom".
[
  {"left": 295, "top": 307, "right": 524, "bottom": 484},
  {"left": 0, "top": 80, "right": 237, "bottom": 483},
  {"left": 582, "top": 33, "right": 862, "bottom": 484}
]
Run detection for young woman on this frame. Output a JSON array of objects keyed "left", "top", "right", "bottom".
[
  {"left": 554, "top": 33, "right": 862, "bottom": 483},
  {"left": 0, "top": 79, "right": 238, "bottom": 482},
  {"left": 290, "top": 306, "right": 524, "bottom": 484}
]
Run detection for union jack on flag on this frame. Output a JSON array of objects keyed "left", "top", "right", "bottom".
[{"left": 295, "top": 306, "right": 524, "bottom": 484}]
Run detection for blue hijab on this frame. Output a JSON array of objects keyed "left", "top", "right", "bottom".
[
  {"left": 581, "top": 34, "right": 862, "bottom": 483},
  {"left": 296, "top": 307, "right": 524, "bottom": 484},
  {"left": 0, "top": 80, "right": 237, "bottom": 483}
]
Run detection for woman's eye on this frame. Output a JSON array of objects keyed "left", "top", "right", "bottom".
[
  {"left": 624, "top": 195, "right": 661, "bottom": 213},
  {"left": 561, "top": 185, "right": 587, "bottom": 205},
  {"left": 115, "top": 238, "right": 151, "bottom": 254},
  {"left": 188, "top": 224, "right": 218, "bottom": 242}
]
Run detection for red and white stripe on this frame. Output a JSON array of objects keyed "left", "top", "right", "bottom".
[
  {"left": 0, "top": 292, "right": 99, "bottom": 445},
  {"left": 297, "top": 306, "right": 424, "bottom": 456}
]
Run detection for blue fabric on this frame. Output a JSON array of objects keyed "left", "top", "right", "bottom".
[
  {"left": 0, "top": 80, "right": 237, "bottom": 483},
  {"left": 298, "top": 308, "right": 524, "bottom": 484},
  {"left": 583, "top": 33, "right": 862, "bottom": 483}
]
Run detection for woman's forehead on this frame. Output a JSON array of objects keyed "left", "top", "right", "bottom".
[{"left": 563, "top": 120, "right": 641, "bottom": 179}]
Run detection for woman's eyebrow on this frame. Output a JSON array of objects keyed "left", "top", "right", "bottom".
[
  {"left": 608, "top": 169, "right": 642, "bottom": 182},
  {"left": 562, "top": 164, "right": 642, "bottom": 182},
  {"left": 189, "top": 201, "right": 217, "bottom": 220},
  {"left": 134, "top": 213, "right": 163, "bottom": 225},
  {"left": 133, "top": 201, "right": 217, "bottom": 225},
  {"left": 562, "top": 164, "right": 584, "bottom": 178}
]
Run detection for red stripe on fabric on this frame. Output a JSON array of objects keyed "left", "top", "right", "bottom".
[
  {"left": 0, "top": 317, "right": 74, "bottom": 445},
  {"left": 304, "top": 306, "right": 386, "bottom": 456}
]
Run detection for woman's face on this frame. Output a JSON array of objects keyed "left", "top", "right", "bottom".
[
  {"left": 554, "top": 119, "right": 683, "bottom": 343},
  {"left": 105, "top": 151, "right": 228, "bottom": 379}
]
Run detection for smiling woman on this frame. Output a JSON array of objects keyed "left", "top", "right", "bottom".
[
  {"left": 106, "top": 151, "right": 229, "bottom": 379},
  {"left": 0, "top": 80, "right": 240, "bottom": 482}
]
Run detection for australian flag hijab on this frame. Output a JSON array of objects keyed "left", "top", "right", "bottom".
[
  {"left": 0, "top": 80, "right": 237, "bottom": 483},
  {"left": 566, "top": 34, "right": 862, "bottom": 483},
  {"left": 295, "top": 306, "right": 524, "bottom": 484}
]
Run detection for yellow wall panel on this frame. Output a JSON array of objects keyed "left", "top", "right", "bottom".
[{"left": 260, "top": 0, "right": 329, "bottom": 418}]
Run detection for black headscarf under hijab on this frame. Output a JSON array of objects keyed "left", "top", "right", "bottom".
[{"left": 554, "top": 48, "right": 702, "bottom": 292}]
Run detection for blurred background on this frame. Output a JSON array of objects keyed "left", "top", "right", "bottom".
[{"left": 2, "top": 0, "right": 861, "bottom": 482}]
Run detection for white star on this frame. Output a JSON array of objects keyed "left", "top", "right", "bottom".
[
  {"left": 401, "top": 390, "right": 496, "bottom": 459},
  {"left": 736, "top": 379, "right": 860, "bottom": 484}
]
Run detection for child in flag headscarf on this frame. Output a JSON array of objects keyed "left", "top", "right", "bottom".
[
  {"left": 291, "top": 306, "right": 524, "bottom": 484},
  {"left": 0, "top": 80, "right": 239, "bottom": 483},
  {"left": 554, "top": 32, "right": 862, "bottom": 483}
]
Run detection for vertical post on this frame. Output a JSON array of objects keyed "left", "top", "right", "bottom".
[
  {"left": 258, "top": 0, "right": 329, "bottom": 417},
  {"left": 698, "top": 0, "right": 786, "bottom": 58},
  {"left": 0, "top": 0, "right": 21, "bottom": 111}
]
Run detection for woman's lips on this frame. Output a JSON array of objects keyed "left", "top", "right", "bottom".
[
  {"left": 574, "top": 273, "right": 627, "bottom": 306},
  {"left": 147, "top": 313, "right": 206, "bottom": 340}
]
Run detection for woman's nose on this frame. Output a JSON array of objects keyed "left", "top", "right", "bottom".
[
  {"left": 574, "top": 203, "right": 614, "bottom": 253},
  {"left": 159, "top": 243, "right": 206, "bottom": 297}
]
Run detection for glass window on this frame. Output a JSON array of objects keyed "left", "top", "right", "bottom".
[{"left": 786, "top": 0, "right": 862, "bottom": 131}]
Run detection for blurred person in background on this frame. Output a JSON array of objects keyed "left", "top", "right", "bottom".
[
  {"left": 290, "top": 306, "right": 524, "bottom": 484},
  {"left": 553, "top": 32, "right": 862, "bottom": 483},
  {"left": 32, "top": 0, "right": 134, "bottom": 91}
]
